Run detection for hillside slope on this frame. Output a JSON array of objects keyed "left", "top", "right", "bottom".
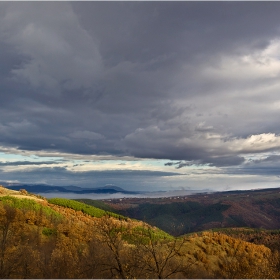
[
  {"left": 0, "top": 186, "right": 279, "bottom": 279},
  {"left": 96, "top": 188, "right": 280, "bottom": 235}
]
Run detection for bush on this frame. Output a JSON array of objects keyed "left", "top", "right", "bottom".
[
  {"left": 19, "top": 189, "right": 28, "bottom": 195},
  {"left": 42, "top": 227, "right": 57, "bottom": 236}
]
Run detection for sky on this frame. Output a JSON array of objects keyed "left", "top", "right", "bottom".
[{"left": 1, "top": 2, "right": 280, "bottom": 193}]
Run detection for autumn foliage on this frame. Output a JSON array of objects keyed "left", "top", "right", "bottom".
[{"left": 0, "top": 192, "right": 279, "bottom": 278}]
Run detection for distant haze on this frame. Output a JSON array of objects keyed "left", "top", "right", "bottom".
[
  {"left": 38, "top": 190, "right": 204, "bottom": 201},
  {"left": 0, "top": 2, "right": 280, "bottom": 192}
]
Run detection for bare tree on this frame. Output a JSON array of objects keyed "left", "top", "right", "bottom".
[
  {"left": 128, "top": 224, "right": 195, "bottom": 279},
  {"left": 94, "top": 216, "right": 132, "bottom": 278}
]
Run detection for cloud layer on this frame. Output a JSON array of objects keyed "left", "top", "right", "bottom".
[{"left": 1, "top": 2, "right": 280, "bottom": 191}]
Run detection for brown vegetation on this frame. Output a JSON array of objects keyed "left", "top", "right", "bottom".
[{"left": 0, "top": 187, "right": 279, "bottom": 279}]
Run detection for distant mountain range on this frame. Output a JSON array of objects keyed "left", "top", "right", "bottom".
[
  {"left": 3, "top": 183, "right": 140, "bottom": 195},
  {"left": 1, "top": 182, "right": 208, "bottom": 198}
]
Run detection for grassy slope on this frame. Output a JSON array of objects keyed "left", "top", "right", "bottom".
[
  {"left": 48, "top": 197, "right": 126, "bottom": 219},
  {"left": 0, "top": 196, "right": 61, "bottom": 218},
  {"left": 75, "top": 198, "right": 117, "bottom": 212}
]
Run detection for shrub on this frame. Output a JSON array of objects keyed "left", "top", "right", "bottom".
[
  {"left": 19, "top": 189, "right": 28, "bottom": 195},
  {"left": 42, "top": 227, "right": 57, "bottom": 236}
]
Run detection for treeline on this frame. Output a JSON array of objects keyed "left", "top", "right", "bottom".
[{"left": 0, "top": 196, "right": 279, "bottom": 278}]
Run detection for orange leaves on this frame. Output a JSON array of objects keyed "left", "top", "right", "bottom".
[{"left": 0, "top": 196, "right": 280, "bottom": 279}]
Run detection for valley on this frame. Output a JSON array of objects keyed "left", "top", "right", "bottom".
[{"left": 78, "top": 187, "right": 280, "bottom": 235}]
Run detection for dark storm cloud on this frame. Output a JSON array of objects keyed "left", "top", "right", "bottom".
[
  {"left": 1, "top": 1, "right": 280, "bottom": 173},
  {"left": 72, "top": 2, "right": 280, "bottom": 64}
]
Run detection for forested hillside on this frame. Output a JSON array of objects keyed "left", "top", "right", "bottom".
[
  {"left": 0, "top": 186, "right": 279, "bottom": 279},
  {"left": 90, "top": 188, "right": 280, "bottom": 235}
]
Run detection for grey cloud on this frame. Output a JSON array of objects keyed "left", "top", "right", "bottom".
[
  {"left": 0, "top": 161, "right": 63, "bottom": 166},
  {"left": 195, "top": 123, "right": 214, "bottom": 132},
  {"left": 1, "top": 2, "right": 280, "bottom": 179},
  {"left": 164, "top": 161, "right": 181, "bottom": 167},
  {"left": 224, "top": 166, "right": 280, "bottom": 177},
  {"left": 249, "top": 155, "right": 280, "bottom": 164},
  {"left": 122, "top": 125, "right": 246, "bottom": 166},
  {"left": 206, "top": 156, "right": 245, "bottom": 167},
  {"left": 0, "top": 2, "right": 102, "bottom": 94},
  {"left": 165, "top": 161, "right": 202, "bottom": 169},
  {"left": 165, "top": 155, "right": 245, "bottom": 169},
  {"left": 69, "top": 130, "right": 105, "bottom": 141},
  {"left": 72, "top": 2, "right": 280, "bottom": 65}
]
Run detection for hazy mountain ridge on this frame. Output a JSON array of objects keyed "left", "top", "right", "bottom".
[
  {"left": 1, "top": 182, "right": 212, "bottom": 198},
  {"left": 4, "top": 183, "right": 140, "bottom": 195}
]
